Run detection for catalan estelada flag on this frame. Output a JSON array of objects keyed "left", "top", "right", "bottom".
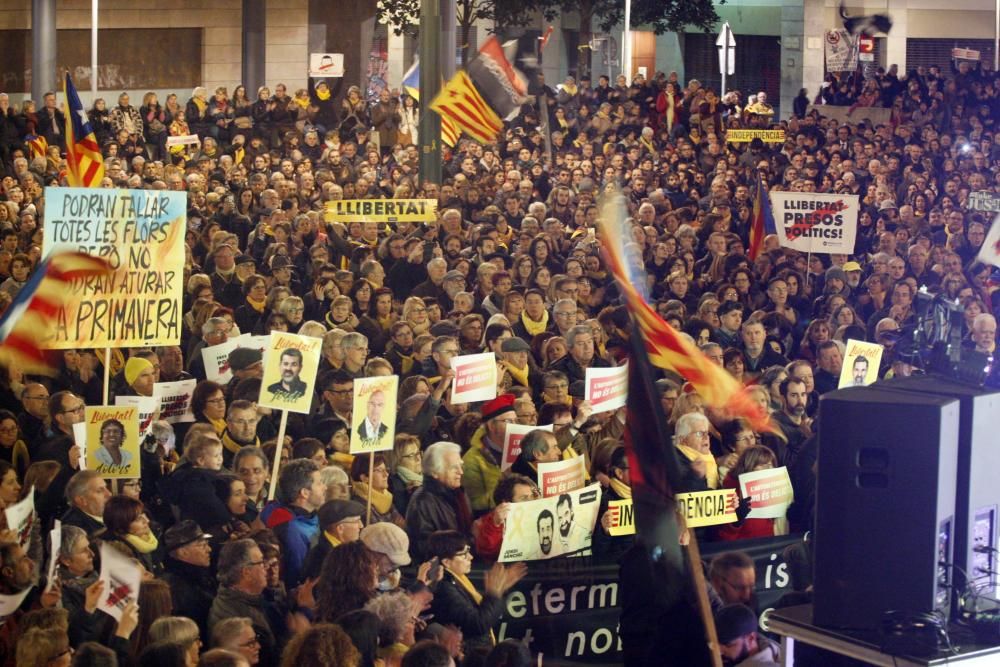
[
  {"left": 400, "top": 60, "right": 462, "bottom": 147},
  {"left": 0, "top": 251, "right": 112, "bottom": 374},
  {"left": 429, "top": 70, "right": 502, "bottom": 145},
  {"left": 748, "top": 173, "right": 776, "bottom": 261},
  {"left": 63, "top": 73, "right": 105, "bottom": 187},
  {"left": 26, "top": 135, "right": 48, "bottom": 161}
]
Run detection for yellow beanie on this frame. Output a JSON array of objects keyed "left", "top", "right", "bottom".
[{"left": 124, "top": 357, "right": 154, "bottom": 386}]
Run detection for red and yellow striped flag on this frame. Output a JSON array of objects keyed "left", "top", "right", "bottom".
[
  {"left": 26, "top": 135, "right": 48, "bottom": 161},
  {"left": 0, "top": 251, "right": 113, "bottom": 374},
  {"left": 429, "top": 70, "right": 502, "bottom": 145},
  {"left": 63, "top": 72, "right": 105, "bottom": 187},
  {"left": 441, "top": 117, "right": 461, "bottom": 147}
]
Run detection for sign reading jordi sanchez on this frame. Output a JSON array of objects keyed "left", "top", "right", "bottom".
[{"left": 42, "top": 187, "right": 187, "bottom": 348}]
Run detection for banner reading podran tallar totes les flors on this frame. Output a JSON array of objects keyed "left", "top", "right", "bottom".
[
  {"left": 770, "top": 191, "right": 859, "bottom": 255},
  {"left": 42, "top": 187, "right": 186, "bottom": 348}
]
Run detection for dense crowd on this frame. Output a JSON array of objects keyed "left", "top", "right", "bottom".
[{"left": 0, "top": 55, "right": 996, "bottom": 667}]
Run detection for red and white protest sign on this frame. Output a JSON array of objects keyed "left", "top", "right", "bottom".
[
  {"left": 538, "top": 457, "right": 586, "bottom": 498},
  {"left": 98, "top": 542, "right": 142, "bottom": 621},
  {"left": 501, "top": 423, "right": 553, "bottom": 471},
  {"left": 584, "top": 362, "right": 628, "bottom": 413},
  {"left": 450, "top": 352, "right": 498, "bottom": 404},
  {"left": 738, "top": 466, "right": 794, "bottom": 520}
]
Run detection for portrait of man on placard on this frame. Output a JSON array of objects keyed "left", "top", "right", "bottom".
[{"left": 267, "top": 348, "right": 307, "bottom": 401}]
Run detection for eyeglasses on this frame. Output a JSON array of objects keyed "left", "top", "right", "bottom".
[
  {"left": 329, "top": 388, "right": 353, "bottom": 394},
  {"left": 61, "top": 404, "right": 85, "bottom": 414},
  {"left": 453, "top": 547, "right": 472, "bottom": 557},
  {"left": 0, "top": 426, "right": 17, "bottom": 434},
  {"left": 240, "top": 635, "right": 262, "bottom": 648},
  {"left": 546, "top": 383, "right": 569, "bottom": 391},
  {"left": 401, "top": 451, "right": 422, "bottom": 460},
  {"left": 688, "top": 430, "right": 710, "bottom": 438}
]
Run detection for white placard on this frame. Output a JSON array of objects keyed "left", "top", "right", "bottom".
[
  {"left": 501, "top": 423, "right": 553, "bottom": 472},
  {"left": 153, "top": 379, "right": 196, "bottom": 424},
  {"left": 450, "top": 352, "right": 498, "bottom": 404},
  {"left": 499, "top": 483, "right": 601, "bottom": 562},
  {"left": 770, "top": 191, "right": 859, "bottom": 254},
  {"left": 44, "top": 520, "right": 61, "bottom": 593},
  {"left": 0, "top": 586, "right": 32, "bottom": 617},
  {"left": 73, "top": 422, "right": 88, "bottom": 470},
  {"left": 309, "top": 53, "right": 345, "bottom": 77},
  {"left": 203, "top": 338, "right": 239, "bottom": 384},
  {"left": 166, "top": 134, "right": 201, "bottom": 147},
  {"left": 738, "top": 466, "right": 794, "bottom": 520},
  {"left": 97, "top": 542, "right": 142, "bottom": 621},
  {"left": 584, "top": 362, "right": 628, "bottom": 413},
  {"left": 4, "top": 489, "right": 34, "bottom": 549}
]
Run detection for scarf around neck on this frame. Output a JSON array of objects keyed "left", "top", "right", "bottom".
[
  {"left": 125, "top": 531, "right": 159, "bottom": 554},
  {"left": 609, "top": 477, "right": 632, "bottom": 499},
  {"left": 352, "top": 480, "right": 394, "bottom": 515},
  {"left": 677, "top": 444, "right": 719, "bottom": 489},
  {"left": 396, "top": 465, "right": 423, "bottom": 487},
  {"left": 520, "top": 310, "right": 549, "bottom": 336}
]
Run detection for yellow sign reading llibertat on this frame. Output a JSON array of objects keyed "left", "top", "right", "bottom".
[{"left": 324, "top": 199, "right": 439, "bottom": 224}]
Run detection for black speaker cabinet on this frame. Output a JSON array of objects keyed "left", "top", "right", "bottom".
[
  {"left": 881, "top": 375, "right": 1000, "bottom": 613},
  {"left": 814, "top": 386, "right": 960, "bottom": 630}
]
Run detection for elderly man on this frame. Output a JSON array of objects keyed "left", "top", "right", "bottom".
[
  {"left": 17, "top": 382, "right": 49, "bottom": 445},
  {"left": 340, "top": 332, "right": 370, "bottom": 379},
  {"left": 412, "top": 257, "right": 449, "bottom": 302},
  {"left": 548, "top": 324, "right": 611, "bottom": 384},
  {"left": 301, "top": 499, "right": 365, "bottom": 580},
  {"left": 61, "top": 470, "right": 111, "bottom": 534},
  {"left": 188, "top": 316, "right": 232, "bottom": 380},
  {"left": 209, "top": 539, "right": 278, "bottom": 666},
  {"left": 971, "top": 313, "right": 997, "bottom": 356},
  {"left": 406, "top": 441, "right": 472, "bottom": 561},
  {"left": 37, "top": 391, "right": 86, "bottom": 496},
  {"left": 509, "top": 428, "right": 562, "bottom": 478},
  {"left": 162, "top": 520, "right": 216, "bottom": 634},
  {"left": 463, "top": 395, "right": 518, "bottom": 514}
]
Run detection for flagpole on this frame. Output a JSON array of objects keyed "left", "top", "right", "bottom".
[
  {"left": 103, "top": 347, "right": 111, "bottom": 404},
  {"left": 91, "top": 0, "right": 99, "bottom": 97},
  {"left": 366, "top": 454, "right": 374, "bottom": 524},
  {"left": 267, "top": 410, "right": 289, "bottom": 501},
  {"left": 682, "top": 515, "right": 725, "bottom": 667}
]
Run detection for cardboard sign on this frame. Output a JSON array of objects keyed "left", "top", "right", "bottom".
[
  {"left": 42, "top": 187, "right": 186, "bottom": 348},
  {"left": 606, "top": 499, "right": 636, "bottom": 536},
  {"left": 153, "top": 379, "right": 196, "bottom": 423},
  {"left": 726, "top": 129, "right": 786, "bottom": 143},
  {"left": 350, "top": 375, "right": 399, "bottom": 454},
  {"left": 501, "top": 423, "right": 553, "bottom": 471},
  {"left": 44, "top": 520, "right": 61, "bottom": 593},
  {"left": 4, "top": 490, "right": 34, "bottom": 548},
  {"left": 0, "top": 586, "right": 32, "bottom": 617},
  {"left": 202, "top": 338, "right": 238, "bottom": 384},
  {"left": 324, "top": 199, "right": 439, "bottom": 224},
  {"left": 309, "top": 53, "right": 345, "bottom": 77},
  {"left": 450, "top": 352, "right": 498, "bottom": 404},
  {"left": 72, "top": 422, "right": 87, "bottom": 469},
  {"left": 676, "top": 489, "right": 740, "bottom": 528},
  {"left": 838, "top": 339, "right": 884, "bottom": 388},
  {"left": 584, "top": 363, "right": 628, "bottom": 413},
  {"left": 258, "top": 333, "right": 322, "bottom": 414},
  {"left": 968, "top": 191, "right": 1000, "bottom": 213},
  {"left": 86, "top": 406, "right": 141, "bottom": 479},
  {"left": 166, "top": 134, "right": 201, "bottom": 147},
  {"left": 114, "top": 395, "right": 157, "bottom": 440},
  {"left": 738, "top": 467, "right": 794, "bottom": 520},
  {"left": 499, "top": 483, "right": 602, "bottom": 562},
  {"left": 952, "top": 47, "right": 981, "bottom": 61},
  {"left": 237, "top": 333, "right": 270, "bottom": 355},
  {"left": 97, "top": 542, "right": 142, "bottom": 621},
  {"left": 770, "top": 191, "right": 859, "bottom": 254},
  {"left": 538, "top": 457, "right": 586, "bottom": 498}
]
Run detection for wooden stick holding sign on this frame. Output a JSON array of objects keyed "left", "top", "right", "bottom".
[
  {"left": 256, "top": 333, "right": 322, "bottom": 501},
  {"left": 349, "top": 376, "right": 399, "bottom": 523}
]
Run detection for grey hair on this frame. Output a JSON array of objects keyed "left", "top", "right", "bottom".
[
  {"left": 422, "top": 441, "right": 461, "bottom": 476},
  {"left": 674, "top": 412, "right": 709, "bottom": 441},
  {"left": 211, "top": 616, "right": 254, "bottom": 648},
  {"left": 298, "top": 320, "right": 327, "bottom": 338},
  {"left": 553, "top": 298, "right": 577, "bottom": 316},
  {"left": 202, "top": 316, "right": 228, "bottom": 337},
  {"left": 319, "top": 465, "right": 349, "bottom": 488},
  {"left": 341, "top": 332, "right": 369, "bottom": 350},
  {"left": 65, "top": 470, "right": 104, "bottom": 504},
  {"left": 58, "top": 525, "right": 88, "bottom": 561},
  {"left": 364, "top": 590, "right": 413, "bottom": 645},
  {"left": 564, "top": 324, "right": 592, "bottom": 348},
  {"left": 217, "top": 539, "right": 259, "bottom": 587},
  {"left": 232, "top": 446, "right": 268, "bottom": 473},
  {"left": 519, "top": 429, "right": 555, "bottom": 463},
  {"left": 149, "top": 616, "right": 200, "bottom": 647},
  {"left": 427, "top": 257, "right": 447, "bottom": 271}
]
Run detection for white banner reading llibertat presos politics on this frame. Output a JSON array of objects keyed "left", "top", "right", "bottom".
[{"left": 770, "top": 191, "right": 859, "bottom": 254}]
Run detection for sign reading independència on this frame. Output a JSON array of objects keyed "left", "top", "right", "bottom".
[
  {"left": 42, "top": 187, "right": 186, "bottom": 348},
  {"left": 770, "top": 191, "right": 859, "bottom": 254}
]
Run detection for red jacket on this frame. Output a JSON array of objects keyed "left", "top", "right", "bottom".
[
  {"left": 715, "top": 473, "right": 775, "bottom": 541},
  {"left": 472, "top": 511, "right": 504, "bottom": 561}
]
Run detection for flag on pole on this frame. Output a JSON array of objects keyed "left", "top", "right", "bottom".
[
  {"left": 467, "top": 36, "right": 529, "bottom": 120},
  {"left": 63, "top": 72, "right": 105, "bottom": 187},
  {"left": 26, "top": 135, "right": 48, "bottom": 161},
  {"left": 429, "top": 70, "right": 503, "bottom": 145},
  {"left": 748, "top": 173, "right": 776, "bottom": 261},
  {"left": 0, "top": 251, "right": 113, "bottom": 374},
  {"left": 539, "top": 25, "right": 555, "bottom": 52},
  {"left": 400, "top": 60, "right": 462, "bottom": 147},
  {"left": 977, "top": 215, "right": 1000, "bottom": 268}
]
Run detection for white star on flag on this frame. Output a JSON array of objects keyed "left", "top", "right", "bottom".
[{"left": 977, "top": 214, "right": 1000, "bottom": 268}]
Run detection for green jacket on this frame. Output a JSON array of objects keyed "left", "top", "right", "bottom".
[{"left": 462, "top": 426, "right": 503, "bottom": 514}]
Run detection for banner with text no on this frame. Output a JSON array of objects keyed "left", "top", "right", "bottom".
[{"left": 42, "top": 187, "right": 186, "bottom": 348}]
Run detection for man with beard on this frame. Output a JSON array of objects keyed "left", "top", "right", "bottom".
[
  {"left": 536, "top": 509, "right": 557, "bottom": 557},
  {"left": 266, "top": 349, "right": 307, "bottom": 402},
  {"left": 850, "top": 355, "right": 869, "bottom": 386},
  {"left": 715, "top": 604, "right": 781, "bottom": 665},
  {"left": 772, "top": 378, "right": 812, "bottom": 467},
  {"left": 556, "top": 493, "right": 590, "bottom": 555}
]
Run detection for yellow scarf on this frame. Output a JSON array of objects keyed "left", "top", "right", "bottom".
[
  {"left": 562, "top": 83, "right": 578, "bottom": 96},
  {"left": 352, "top": 480, "right": 394, "bottom": 515},
  {"left": 246, "top": 295, "right": 266, "bottom": 313},
  {"left": 234, "top": 146, "right": 245, "bottom": 166},
  {"left": 520, "top": 310, "right": 549, "bottom": 336},
  {"left": 331, "top": 451, "right": 355, "bottom": 472},
  {"left": 324, "top": 531, "right": 342, "bottom": 549},
  {"left": 397, "top": 352, "right": 414, "bottom": 375},
  {"left": 124, "top": 531, "right": 159, "bottom": 554},
  {"left": 209, "top": 417, "right": 227, "bottom": 437},
  {"left": 609, "top": 477, "right": 632, "bottom": 499},
  {"left": 222, "top": 430, "right": 259, "bottom": 456},
  {"left": 317, "top": 88, "right": 331, "bottom": 101},
  {"left": 501, "top": 360, "right": 530, "bottom": 387},
  {"left": 445, "top": 567, "right": 496, "bottom": 644},
  {"left": 192, "top": 97, "right": 207, "bottom": 114},
  {"left": 294, "top": 96, "right": 310, "bottom": 110},
  {"left": 677, "top": 444, "right": 719, "bottom": 489},
  {"left": 377, "top": 314, "right": 396, "bottom": 331}
]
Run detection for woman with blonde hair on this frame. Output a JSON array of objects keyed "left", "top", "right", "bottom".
[
  {"left": 402, "top": 296, "right": 431, "bottom": 336},
  {"left": 277, "top": 296, "right": 306, "bottom": 333},
  {"left": 186, "top": 86, "right": 212, "bottom": 139}
]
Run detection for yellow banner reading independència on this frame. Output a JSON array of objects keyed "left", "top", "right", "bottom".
[
  {"left": 727, "top": 129, "right": 786, "bottom": 143},
  {"left": 676, "top": 489, "right": 740, "bottom": 527},
  {"left": 324, "top": 199, "right": 438, "bottom": 224}
]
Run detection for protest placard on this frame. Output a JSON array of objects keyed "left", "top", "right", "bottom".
[
  {"left": 770, "top": 191, "right": 859, "bottom": 254},
  {"left": 501, "top": 423, "right": 553, "bottom": 471},
  {"left": 73, "top": 422, "right": 87, "bottom": 469},
  {"left": 4, "top": 489, "right": 34, "bottom": 548},
  {"left": 237, "top": 333, "right": 270, "bottom": 355},
  {"left": 676, "top": 489, "right": 740, "bottom": 528},
  {"left": 114, "top": 395, "right": 157, "bottom": 440},
  {"left": 450, "top": 352, "right": 498, "bottom": 404},
  {"left": 538, "top": 457, "right": 586, "bottom": 498},
  {"left": 42, "top": 187, "right": 186, "bottom": 348},
  {"left": 968, "top": 191, "right": 1000, "bottom": 213},
  {"left": 258, "top": 333, "right": 322, "bottom": 415},
  {"left": 606, "top": 499, "right": 636, "bottom": 536},
  {"left": 154, "top": 379, "right": 196, "bottom": 423},
  {"left": 726, "top": 129, "right": 786, "bottom": 143},
  {"left": 44, "top": 520, "right": 62, "bottom": 593},
  {"left": 584, "top": 362, "right": 628, "bottom": 413},
  {"left": 350, "top": 375, "right": 399, "bottom": 454},
  {"left": 86, "top": 406, "right": 140, "bottom": 479},
  {"left": 739, "top": 467, "right": 794, "bottom": 520},
  {"left": 165, "top": 134, "right": 201, "bottom": 147},
  {"left": 202, "top": 338, "right": 239, "bottom": 384},
  {"left": 838, "top": 339, "right": 884, "bottom": 388},
  {"left": 98, "top": 542, "right": 142, "bottom": 621},
  {"left": 978, "top": 216, "right": 1000, "bottom": 268},
  {"left": 309, "top": 53, "right": 345, "bottom": 77},
  {"left": 824, "top": 29, "right": 858, "bottom": 71},
  {"left": 324, "top": 199, "right": 438, "bottom": 224},
  {"left": 499, "top": 484, "right": 602, "bottom": 562}
]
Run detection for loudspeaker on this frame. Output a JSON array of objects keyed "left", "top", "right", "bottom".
[
  {"left": 881, "top": 375, "right": 1000, "bottom": 614},
  {"left": 814, "top": 386, "right": 959, "bottom": 630}
]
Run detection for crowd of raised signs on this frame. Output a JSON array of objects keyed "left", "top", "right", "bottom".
[{"left": 0, "top": 56, "right": 996, "bottom": 667}]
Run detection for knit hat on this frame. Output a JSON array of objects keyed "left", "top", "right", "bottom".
[
  {"left": 317, "top": 499, "right": 365, "bottom": 529},
  {"left": 481, "top": 394, "right": 516, "bottom": 422},
  {"left": 228, "top": 347, "right": 263, "bottom": 372},
  {"left": 361, "top": 523, "right": 411, "bottom": 567},
  {"left": 124, "top": 357, "right": 154, "bottom": 387},
  {"left": 715, "top": 604, "right": 759, "bottom": 644},
  {"left": 825, "top": 266, "right": 847, "bottom": 286}
]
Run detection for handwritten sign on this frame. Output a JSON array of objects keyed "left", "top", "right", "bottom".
[
  {"left": 4, "top": 490, "right": 34, "bottom": 548},
  {"left": 42, "top": 187, "right": 186, "bottom": 348},
  {"left": 584, "top": 362, "right": 628, "bottom": 413},
  {"left": 324, "top": 199, "right": 439, "bottom": 224},
  {"left": 114, "top": 395, "right": 157, "bottom": 440},
  {"left": 676, "top": 489, "right": 740, "bottom": 528},
  {"left": 350, "top": 375, "right": 399, "bottom": 454},
  {"left": 968, "top": 191, "right": 1000, "bottom": 213},
  {"left": 98, "top": 542, "right": 141, "bottom": 622},
  {"left": 258, "top": 332, "right": 322, "bottom": 414},
  {"left": 838, "top": 339, "right": 884, "bottom": 388},
  {"left": 85, "top": 406, "right": 141, "bottom": 479},
  {"left": 501, "top": 423, "right": 553, "bottom": 471},
  {"left": 153, "top": 379, "right": 196, "bottom": 423},
  {"left": 606, "top": 499, "right": 636, "bottom": 536},
  {"left": 738, "top": 467, "right": 794, "bottom": 520},
  {"left": 450, "top": 352, "right": 498, "bottom": 404},
  {"left": 770, "top": 191, "right": 859, "bottom": 254},
  {"left": 538, "top": 457, "right": 586, "bottom": 498},
  {"left": 309, "top": 52, "right": 345, "bottom": 77}
]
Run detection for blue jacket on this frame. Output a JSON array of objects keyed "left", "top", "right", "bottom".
[{"left": 262, "top": 501, "right": 319, "bottom": 589}]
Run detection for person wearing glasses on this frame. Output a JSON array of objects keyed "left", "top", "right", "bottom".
[
  {"left": 674, "top": 411, "right": 719, "bottom": 492},
  {"left": 0, "top": 409, "right": 29, "bottom": 478},
  {"left": 210, "top": 539, "right": 279, "bottom": 666},
  {"left": 389, "top": 434, "right": 423, "bottom": 516},
  {"left": 35, "top": 392, "right": 86, "bottom": 496},
  {"left": 17, "top": 382, "right": 49, "bottom": 444},
  {"left": 709, "top": 550, "right": 757, "bottom": 609},
  {"left": 210, "top": 616, "right": 261, "bottom": 666},
  {"left": 162, "top": 520, "right": 216, "bottom": 637}
]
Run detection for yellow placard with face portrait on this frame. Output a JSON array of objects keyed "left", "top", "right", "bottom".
[
  {"left": 258, "top": 333, "right": 322, "bottom": 415},
  {"left": 838, "top": 339, "right": 884, "bottom": 388},
  {"left": 85, "top": 406, "right": 141, "bottom": 479},
  {"left": 350, "top": 376, "right": 399, "bottom": 454}
]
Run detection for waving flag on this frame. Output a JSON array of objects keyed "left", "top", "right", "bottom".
[
  {"left": 26, "top": 135, "right": 48, "bottom": 161},
  {"left": 63, "top": 73, "right": 105, "bottom": 187},
  {"left": 748, "top": 173, "right": 776, "bottom": 260},
  {"left": 467, "top": 36, "right": 528, "bottom": 120},
  {"left": 400, "top": 60, "right": 461, "bottom": 147},
  {"left": 977, "top": 214, "right": 1000, "bottom": 268},
  {"left": 0, "top": 251, "right": 113, "bottom": 374},
  {"left": 430, "top": 70, "right": 502, "bottom": 145}
]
